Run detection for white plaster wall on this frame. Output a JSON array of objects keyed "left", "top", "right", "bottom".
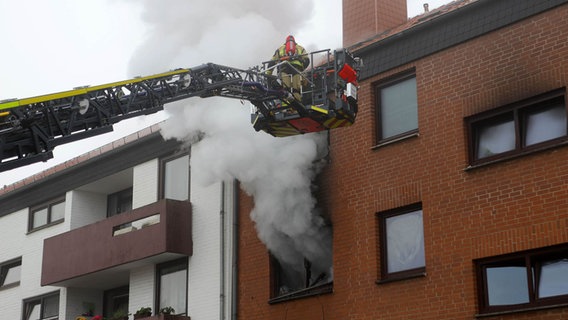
[
  {"left": 0, "top": 158, "right": 237, "bottom": 320},
  {"left": 133, "top": 159, "right": 158, "bottom": 209},
  {"left": 0, "top": 208, "right": 27, "bottom": 320},
  {"left": 187, "top": 179, "right": 222, "bottom": 320},
  {"left": 129, "top": 264, "right": 155, "bottom": 316},
  {"left": 69, "top": 189, "right": 107, "bottom": 230}
]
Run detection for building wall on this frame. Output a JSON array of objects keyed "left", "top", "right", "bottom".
[
  {"left": 0, "top": 141, "right": 237, "bottom": 320},
  {"left": 69, "top": 190, "right": 107, "bottom": 230},
  {"left": 187, "top": 179, "right": 233, "bottom": 320},
  {"left": 0, "top": 209, "right": 27, "bottom": 320},
  {"left": 129, "top": 264, "right": 156, "bottom": 315},
  {"left": 238, "top": 3, "right": 568, "bottom": 320},
  {"left": 133, "top": 159, "right": 159, "bottom": 209}
]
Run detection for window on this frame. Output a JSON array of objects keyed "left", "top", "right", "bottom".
[
  {"left": 160, "top": 153, "right": 190, "bottom": 201},
  {"left": 22, "top": 291, "right": 59, "bottom": 320},
  {"left": 0, "top": 257, "right": 21, "bottom": 290},
  {"left": 375, "top": 71, "right": 418, "bottom": 144},
  {"left": 107, "top": 188, "right": 133, "bottom": 217},
  {"left": 269, "top": 253, "right": 333, "bottom": 303},
  {"left": 29, "top": 196, "right": 65, "bottom": 232},
  {"left": 378, "top": 203, "right": 425, "bottom": 282},
  {"left": 467, "top": 89, "right": 567, "bottom": 166},
  {"left": 103, "top": 286, "right": 129, "bottom": 319},
  {"left": 156, "top": 258, "right": 188, "bottom": 315},
  {"left": 475, "top": 244, "right": 568, "bottom": 315}
]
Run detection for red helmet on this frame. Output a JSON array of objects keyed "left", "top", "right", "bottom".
[{"left": 285, "top": 35, "right": 296, "bottom": 55}]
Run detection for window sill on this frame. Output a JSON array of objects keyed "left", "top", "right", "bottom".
[
  {"left": 465, "top": 139, "right": 568, "bottom": 171},
  {"left": 371, "top": 131, "right": 419, "bottom": 150},
  {"left": 376, "top": 271, "right": 426, "bottom": 285},
  {"left": 476, "top": 302, "right": 568, "bottom": 318},
  {"left": 27, "top": 219, "right": 64, "bottom": 235},
  {"left": 268, "top": 282, "right": 333, "bottom": 304},
  {"left": 0, "top": 281, "right": 20, "bottom": 291}
]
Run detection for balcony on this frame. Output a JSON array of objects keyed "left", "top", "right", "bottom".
[{"left": 41, "top": 199, "right": 192, "bottom": 287}]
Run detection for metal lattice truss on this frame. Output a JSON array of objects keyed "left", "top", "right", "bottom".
[{"left": 0, "top": 64, "right": 282, "bottom": 171}]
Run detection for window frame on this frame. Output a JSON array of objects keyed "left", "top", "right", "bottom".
[
  {"left": 374, "top": 69, "right": 419, "bottom": 146},
  {"left": 475, "top": 243, "right": 568, "bottom": 315},
  {"left": 28, "top": 196, "right": 65, "bottom": 232},
  {"left": 268, "top": 253, "right": 333, "bottom": 304},
  {"left": 155, "top": 258, "right": 188, "bottom": 315},
  {"left": 103, "top": 285, "right": 129, "bottom": 319},
  {"left": 106, "top": 187, "right": 133, "bottom": 217},
  {"left": 466, "top": 89, "right": 568, "bottom": 167},
  {"left": 22, "top": 291, "right": 60, "bottom": 320},
  {"left": 0, "top": 257, "right": 22, "bottom": 290},
  {"left": 159, "top": 152, "right": 190, "bottom": 201},
  {"left": 377, "top": 203, "right": 426, "bottom": 283}
]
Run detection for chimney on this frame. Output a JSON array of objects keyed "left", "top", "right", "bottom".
[{"left": 343, "top": 0, "right": 407, "bottom": 47}]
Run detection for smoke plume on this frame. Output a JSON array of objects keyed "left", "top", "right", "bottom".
[{"left": 127, "top": 0, "right": 335, "bottom": 281}]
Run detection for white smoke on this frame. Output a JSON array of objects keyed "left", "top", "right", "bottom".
[{"left": 126, "top": 0, "right": 337, "bottom": 280}]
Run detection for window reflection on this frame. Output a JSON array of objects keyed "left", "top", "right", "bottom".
[
  {"left": 380, "top": 76, "right": 418, "bottom": 139},
  {"left": 164, "top": 155, "right": 189, "bottom": 201},
  {"left": 525, "top": 104, "right": 567, "bottom": 146},
  {"left": 477, "top": 118, "right": 515, "bottom": 159},
  {"left": 538, "top": 259, "right": 568, "bottom": 298},
  {"left": 486, "top": 266, "right": 529, "bottom": 306}
]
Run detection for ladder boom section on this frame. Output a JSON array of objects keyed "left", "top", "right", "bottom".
[
  {"left": 0, "top": 64, "right": 280, "bottom": 171},
  {"left": 0, "top": 49, "right": 361, "bottom": 171}
]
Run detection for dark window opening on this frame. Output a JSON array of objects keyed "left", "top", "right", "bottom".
[
  {"left": 269, "top": 254, "right": 333, "bottom": 303},
  {"left": 467, "top": 89, "right": 567, "bottom": 166},
  {"left": 22, "top": 291, "right": 59, "bottom": 320},
  {"left": 377, "top": 203, "right": 425, "bottom": 283},
  {"left": 475, "top": 243, "right": 568, "bottom": 315},
  {"left": 103, "top": 285, "right": 129, "bottom": 319},
  {"left": 107, "top": 188, "right": 133, "bottom": 217},
  {"left": 29, "top": 196, "right": 65, "bottom": 232}
]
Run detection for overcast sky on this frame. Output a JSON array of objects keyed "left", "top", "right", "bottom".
[{"left": 0, "top": 0, "right": 452, "bottom": 186}]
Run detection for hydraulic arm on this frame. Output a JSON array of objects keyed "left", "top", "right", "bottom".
[{"left": 0, "top": 49, "right": 361, "bottom": 171}]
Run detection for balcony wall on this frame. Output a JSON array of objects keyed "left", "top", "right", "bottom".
[{"left": 41, "top": 199, "right": 191, "bottom": 286}]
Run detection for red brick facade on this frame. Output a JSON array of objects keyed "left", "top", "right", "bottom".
[{"left": 238, "top": 2, "right": 568, "bottom": 319}]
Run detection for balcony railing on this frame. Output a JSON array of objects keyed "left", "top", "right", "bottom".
[{"left": 41, "top": 199, "right": 192, "bottom": 286}]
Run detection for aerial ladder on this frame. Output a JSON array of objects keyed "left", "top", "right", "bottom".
[{"left": 0, "top": 49, "right": 361, "bottom": 171}]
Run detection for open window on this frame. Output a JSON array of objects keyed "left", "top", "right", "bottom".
[
  {"left": 22, "top": 291, "right": 59, "bottom": 320},
  {"left": 0, "top": 257, "right": 21, "bottom": 290},
  {"left": 269, "top": 251, "right": 333, "bottom": 303}
]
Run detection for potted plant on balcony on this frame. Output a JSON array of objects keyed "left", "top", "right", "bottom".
[
  {"left": 133, "top": 307, "right": 152, "bottom": 319},
  {"left": 159, "top": 306, "right": 175, "bottom": 315},
  {"left": 110, "top": 309, "right": 129, "bottom": 320},
  {"left": 159, "top": 306, "right": 178, "bottom": 319}
]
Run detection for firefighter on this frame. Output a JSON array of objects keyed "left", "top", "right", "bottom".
[{"left": 267, "top": 35, "right": 310, "bottom": 101}]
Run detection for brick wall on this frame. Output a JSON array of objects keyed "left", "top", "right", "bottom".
[
  {"left": 342, "top": 0, "right": 407, "bottom": 47},
  {"left": 238, "top": 3, "right": 568, "bottom": 319}
]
